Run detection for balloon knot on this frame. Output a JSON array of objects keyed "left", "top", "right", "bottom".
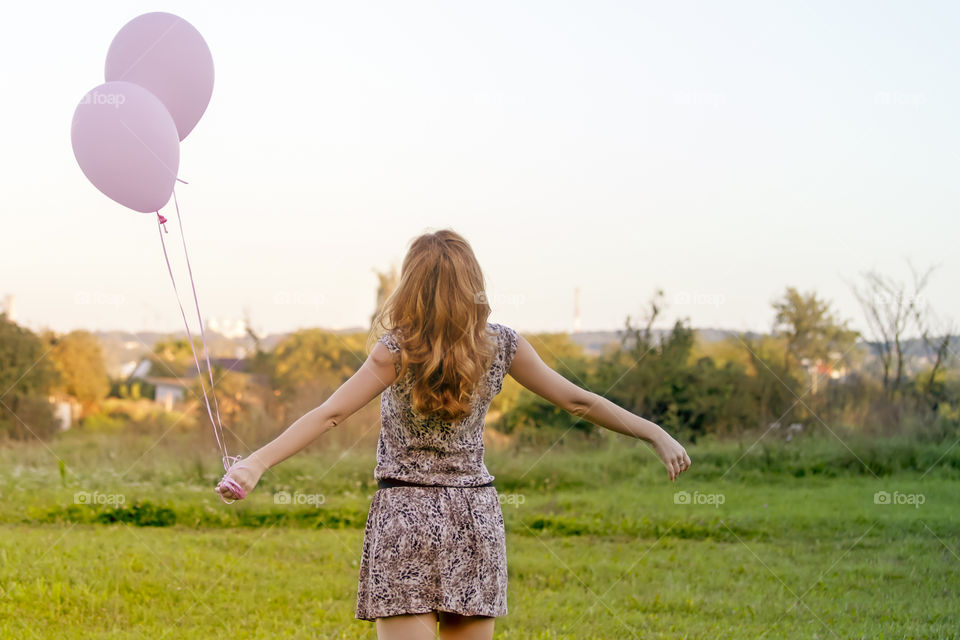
[
  {"left": 223, "top": 454, "right": 243, "bottom": 472},
  {"left": 157, "top": 213, "right": 168, "bottom": 233}
]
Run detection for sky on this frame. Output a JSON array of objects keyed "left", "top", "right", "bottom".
[{"left": 1, "top": 0, "right": 957, "bottom": 339}]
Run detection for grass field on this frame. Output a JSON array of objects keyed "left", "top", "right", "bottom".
[{"left": 1, "top": 430, "right": 958, "bottom": 639}]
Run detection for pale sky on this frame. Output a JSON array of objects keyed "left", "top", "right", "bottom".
[{"left": 1, "top": 1, "right": 957, "bottom": 338}]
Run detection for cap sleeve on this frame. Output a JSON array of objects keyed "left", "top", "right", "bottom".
[
  {"left": 378, "top": 332, "right": 401, "bottom": 354},
  {"left": 488, "top": 323, "right": 518, "bottom": 396},
  {"left": 499, "top": 324, "right": 519, "bottom": 372},
  {"left": 377, "top": 332, "right": 402, "bottom": 376}
]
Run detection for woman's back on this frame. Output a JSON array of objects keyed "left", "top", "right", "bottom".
[{"left": 374, "top": 321, "right": 519, "bottom": 487}]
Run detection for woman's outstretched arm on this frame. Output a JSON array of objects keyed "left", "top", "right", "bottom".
[
  {"left": 216, "top": 341, "right": 398, "bottom": 500},
  {"left": 507, "top": 333, "right": 691, "bottom": 481}
]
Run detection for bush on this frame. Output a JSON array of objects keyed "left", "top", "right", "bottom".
[
  {"left": 0, "top": 394, "right": 59, "bottom": 440},
  {"left": 79, "top": 399, "right": 196, "bottom": 435},
  {"left": 80, "top": 412, "right": 126, "bottom": 432}
]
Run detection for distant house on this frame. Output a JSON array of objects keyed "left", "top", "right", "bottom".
[
  {"left": 801, "top": 353, "right": 849, "bottom": 393},
  {"left": 48, "top": 393, "right": 82, "bottom": 431},
  {"left": 144, "top": 377, "right": 188, "bottom": 411},
  {"left": 127, "top": 358, "right": 153, "bottom": 380},
  {"left": 127, "top": 357, "right": 252, "bottom": 409}
]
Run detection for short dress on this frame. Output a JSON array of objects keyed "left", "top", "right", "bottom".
[{"left": 355, "top": 321, "right": 519, "bottom": 621}]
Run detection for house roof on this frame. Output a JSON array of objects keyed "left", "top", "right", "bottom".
[
  {"left": 128, "top": 357, "right": 250, "bottom": 383},
  {"left": 143, "top": 376, "right": 189, "bottom": 388},
  {"left": 185, "top": 358, "right": 249, "bottom": 377}
]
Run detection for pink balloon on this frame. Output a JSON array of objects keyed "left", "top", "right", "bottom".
[
  {"left": 105, "top": 12, "right": 214, "bottom": 141},
  {"left": 71, "top": 81, "right": 180, "bottom": 213}
]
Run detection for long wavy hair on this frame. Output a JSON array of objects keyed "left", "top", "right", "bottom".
[{"left": 371, "top": 229, "right": 497, "bottom": 423}]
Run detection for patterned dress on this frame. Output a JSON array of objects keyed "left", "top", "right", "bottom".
[{"left": 355, "top": 321, "right": 519, "bottom": 621}]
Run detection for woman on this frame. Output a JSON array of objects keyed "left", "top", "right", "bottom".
[{"left": 216, "top": 229, "right": 691, "bottom": 639}]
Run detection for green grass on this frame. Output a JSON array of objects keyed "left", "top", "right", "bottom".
[{"left": 0, "top": 430, "right": 958, "bottom": 638}]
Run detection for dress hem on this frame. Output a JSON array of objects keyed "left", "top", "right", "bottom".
[{"left": 355, "top": 605, "right": 507, "bottom": 622}]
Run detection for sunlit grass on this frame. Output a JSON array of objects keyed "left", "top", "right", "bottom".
[{"left": 0, "top": 431, "right": 957, "bottom": 638}]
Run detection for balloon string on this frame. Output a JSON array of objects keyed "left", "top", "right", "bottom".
[
  {"left": 172, "top": 188, "right": 231, "bottom": 472},
  {"left": 155, "top": 210, "right": 230, "bottom": 470}
]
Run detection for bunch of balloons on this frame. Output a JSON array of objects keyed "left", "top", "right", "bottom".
[
  {"left": 71, "top": 12, "right": 214, "bottom": 212},
  {"left": 71, "top": 13, "right": 240, "bottom": 498}
]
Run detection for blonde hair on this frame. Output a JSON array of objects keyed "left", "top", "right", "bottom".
[{"left": 372, "top": 229, "right": 497, "bottom": 422}]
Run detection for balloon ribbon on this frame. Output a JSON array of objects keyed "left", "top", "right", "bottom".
[{"left": 155, "top": 187, "right": 241, "bottom": 504}]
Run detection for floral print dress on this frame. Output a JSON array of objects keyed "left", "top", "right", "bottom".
[{"left": 355, "top": 322, "right": 519, "bottom": 621}]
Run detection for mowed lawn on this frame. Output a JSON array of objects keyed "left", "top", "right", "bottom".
[{"left": 0, "top": 435, "right": 958, "bottom": 639}]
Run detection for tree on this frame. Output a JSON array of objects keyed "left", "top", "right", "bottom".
[
  {"left": 0, "top": 314, "right": 58, "bottom": 439},
  {"left": 491, "top": 332, "right": 592, "bottom": 437},
  {"left": 370, "top": 265, "right": 399, "bottom": 330},
  {"left": 47, "top": 330, "right": 110, "bottom": 409},
  {"left": 524, "top": 332, "right": 588, "bottom": 372},
  {"left": 771, "top": 287, "right": 859, "bottom": 388},
  {"left": 910, "top": 301, "right": 956, "bottom": 408},
  {"left": 737, "top": 331, "right": 805, "bottom": 428},
  {"left": 147, "top": 337, "right": 207, "bottom": 378},
  {"left": 849, "top": 261, "right": 935, "bottom": 397},
  {"left": 267, "top": 329, "right": 368, "bottom": 422},
  {"left": 594, "top": 290, "right": 757, "bottom": 442},
  {"left": 153, "top": 337, "right": 204, "bottom": 362}
]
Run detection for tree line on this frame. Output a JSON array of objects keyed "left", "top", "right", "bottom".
[{"left": 0, "top": 262, "right": 955, "bottom": 446}]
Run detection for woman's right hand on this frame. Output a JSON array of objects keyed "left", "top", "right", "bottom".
[
  {"left": 651, "top": 431, "right": 691, "bottom": 482},
  {"left": 216, "top": 455, "right": 267, "bottom": 501}
]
